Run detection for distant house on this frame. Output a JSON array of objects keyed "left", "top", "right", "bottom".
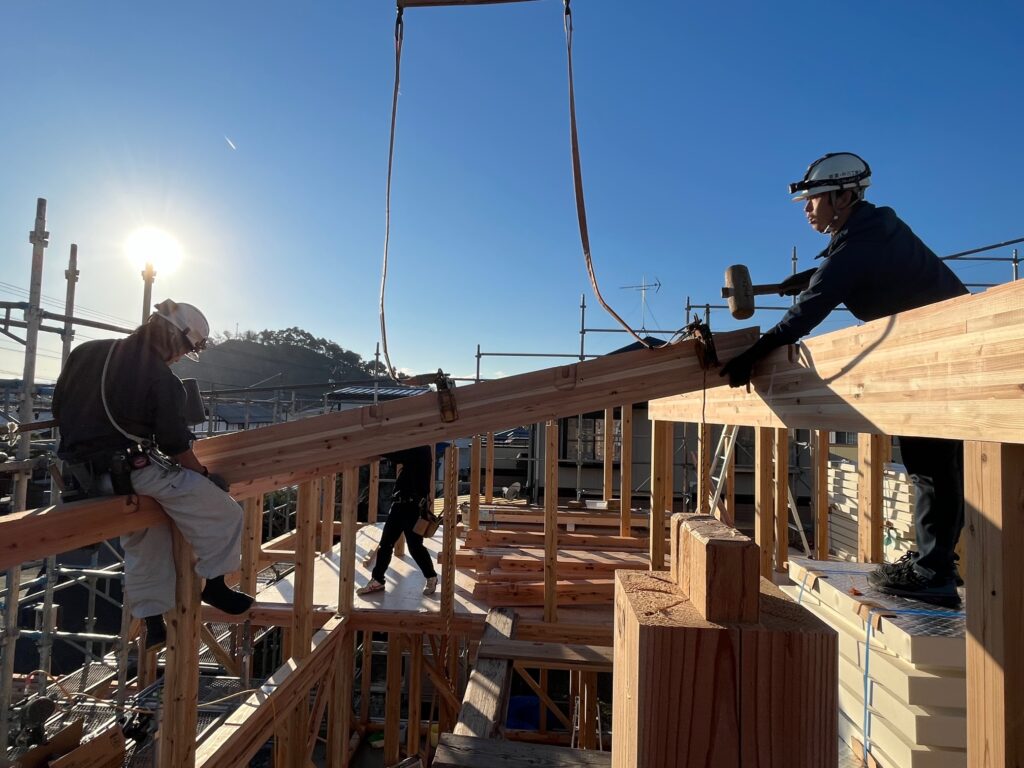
[
  {"left": 208, "top": 402, "right": 275, "bottom": 433},
  {"left": 326, "top": 383, "right": 431, "bottom": 411}
]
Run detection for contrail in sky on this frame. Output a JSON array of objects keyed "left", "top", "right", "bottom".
[{"left": 224, "top": 136, "right": 237, "bottom": 150}]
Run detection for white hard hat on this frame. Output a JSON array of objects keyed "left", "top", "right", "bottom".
[
  {"left": 789, "top": 152, "right": 871, "bottom": 201},
  {"left": 152, "top": 299, "right": 210, "bottom": 360}
]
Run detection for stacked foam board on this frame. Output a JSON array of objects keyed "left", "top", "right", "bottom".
[
  {"left": 784, "top": 558, "right": 966, "bottom": 768},
  {"left": 827, "top": 461, "right": 915, "bottom": 562}
]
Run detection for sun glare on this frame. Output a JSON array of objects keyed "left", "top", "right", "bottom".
[{"left": 125, "top": 226, "right": 184, "bottom": 274}]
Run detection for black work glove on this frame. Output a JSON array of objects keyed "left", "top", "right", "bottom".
[
  {"left": 777, "top": 268, "right": 816, "bottom": 297},
  {"left": 206, "top": 472, "right": 230, "bottom": 492},
  {"left": 719, "top": 349, "right": 758, "bottom": 388}
]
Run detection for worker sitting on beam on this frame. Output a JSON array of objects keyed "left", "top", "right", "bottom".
[
  {"left": 719, "top": 152, "right": 967, "bottom": 608},
  {"left": 52, "top": 299, "right": 254, "bottom": 646}
]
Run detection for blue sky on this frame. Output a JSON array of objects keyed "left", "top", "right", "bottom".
[{"left": 2, "top": 1, "right": 1021, "bottom": 385}]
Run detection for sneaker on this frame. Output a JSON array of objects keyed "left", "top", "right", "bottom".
[
  {"left": 144, "top": 615, "right": 166, "bottom": 650},
  {"left": 356, "top": 579, "right": 386, "bottom": 596},
  {"left": 422, "top": 576, "right": 438, "bottom": 596},
  {"left": 871, "top": 565, "right": 962, "bottom": 609}
]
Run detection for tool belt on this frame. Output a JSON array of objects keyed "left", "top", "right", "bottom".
[
  {"left": 411, "top": 497, "right": 441, "bottom": 538},
  {"left": 65, "top": 446, "right": 160, "bottom": 500}
]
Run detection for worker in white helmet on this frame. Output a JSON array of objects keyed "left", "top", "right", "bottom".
[
  {"left": 718, "top": 153, "right": 968, "bottom": 608},
  {"left": 53, "top": 299, "right": 253, "bottom": 647}
]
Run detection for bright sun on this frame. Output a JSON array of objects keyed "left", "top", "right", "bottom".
[{"left": 124, "top": 226, "right": 183, "bottom": 274}]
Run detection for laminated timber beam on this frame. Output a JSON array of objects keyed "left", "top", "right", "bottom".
[
  {"left": 648, "top": 280, "right": 1024, "bottom": 442},
  {"left": 0, "top": 329, "right": 755, "bottom": 572}
]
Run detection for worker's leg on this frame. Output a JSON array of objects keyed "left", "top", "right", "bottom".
[
  {"left": 402, "top": 523, "right": 438, "bottom": 579},
  {"left": 370, "top": 502, "right": 409, "bottom": 583},
  {"left": 121, "top": 523, "right": 176, "bottom": 618},
  {"left": 130, "top": 464, "right": 244, "bottom": 578},
  {"left": 898, "top": 436, "right": 964, "bottom": 579}
]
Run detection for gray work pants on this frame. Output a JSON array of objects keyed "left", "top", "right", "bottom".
[{"left": 121, "top": 463, "right": 244, "bottom": 618}]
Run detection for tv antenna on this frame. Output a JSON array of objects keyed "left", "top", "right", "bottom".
[{"left": 620, "top": 276, "right": 661, "bottom": 333}]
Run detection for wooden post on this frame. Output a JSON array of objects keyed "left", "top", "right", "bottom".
[
  {"left": 407, "top": 633, "right": 423, "bottom": 758},
  {"left": 328, "top": 466, "right": 359, "bottom": 767},
  {"left": 470, "top": 435, "right": 482, "bottom": 529},
  {"left": 239, "top": 497, "right": 260, "bottom": 597},
  {"left": 544, "top": 421, "right": 558, "bottom": 623},
  {"left": 774, "top": 428, "right": 789, "bottom": 574},
  {"left": 291, "top": 480, "right": 318, "bottom": 658},
  {"left": 649, "top": 421, "right": 670, "bottom": 571},
  {"left": 754, "top": 427, "right": 774, "bottom": 579},
  {"left": 964, "top": 441, "right": 1024, "bottom": 767},
  {"left": 320, "top": 474, "right": 337, "bottom": 553},
  {"left": 442, "top": 445, "right": 459, "bottom": 730},
  {"left": 368, "top": 460, "right": 380, "bottom": 523},
  {"left": 159, "top": 528, "right": 201, "bottom": 768},
  {"left": 673, "top": 514, "right": 759, "bottom": 624},
  {"left": 857, "top": 433, "right": 884, "bottom": 563},
  {"left": 384, "top": 632, "right": 404, "bottom": 765},
  {"left": 485, "top": 431, "right": 495, "bottom": 504},
  {"left": 814, "top": 430, "right": 830, "bottom": 560},
  {"left": 696, "top": 422, "right": 712, "bottom": 515},
  {"left": 723, "top": 436, "right": 736, "bottom": 527},
  {"left": 603, "top": 407, "right": 615, "bottom": 502},
  {"left": 620, "top": 404, "right": 633, "bottom": 536}
]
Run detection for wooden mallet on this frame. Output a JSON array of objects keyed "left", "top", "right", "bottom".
[{"left": 720, "top": 264, "right": 784, "bottom": 320}]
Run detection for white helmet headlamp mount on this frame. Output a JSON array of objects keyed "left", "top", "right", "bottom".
[
  {"left": 152, "top": 299, "right": 210, "bottom": 361},
  {"left": 789, "top": 152, "right": 871, "bottom": 201}
]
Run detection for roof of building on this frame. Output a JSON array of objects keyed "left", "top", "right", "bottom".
[{"left": 327, "top": 384, "right": 430, "bottom": 402}]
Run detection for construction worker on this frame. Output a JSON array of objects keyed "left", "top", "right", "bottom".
[
  {"left": 52, "top": 299, "right": 253, "bottom": 646},
  {"left": 719, "top": 152, "right": 967, "bottom": 608},
  {"left": 357, "top": 445, "right": 438, "bottom": 597}
]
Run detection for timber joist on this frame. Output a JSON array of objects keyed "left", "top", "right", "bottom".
[{"left": 649, "top": 281, "right": 1024, "bottom": 442}]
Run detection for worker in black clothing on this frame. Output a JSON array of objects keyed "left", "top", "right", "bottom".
[
  {"left": 719, "top": 153, "right": 967, "bottom": 608},
  {"left": 357, "top": 445, "right": 439, "bottom": 597},
  {"left": 53, "top": 299, "right": 253, "bottom": 646}
]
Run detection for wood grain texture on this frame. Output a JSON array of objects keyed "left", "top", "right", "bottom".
[
  {"left": 620, "top": 404, "right": 633, "bottom": 536},
  {"left": 478, "top": 638, "right": 612, "bottom": 672},
  {"left": 857, "top": 434, "right": 885, "bottom": 563},
  {"left": 674, "top": 513, "right": 759, "bottom": 624},
  {"left": 453, "top": 608, "right": 517, "bottom": 739},
  {"left": 754, "top": 427, "right": 774, "bottom": 578},
  {"left": 650, "top": 281, "right": 1024, "bottom": 442}
]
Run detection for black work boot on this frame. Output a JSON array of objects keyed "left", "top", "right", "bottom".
[
  {"left": 144, "top": 615, "right": 167, "bottom": 649},
  {"left": 201, "top": 575, "right": 254, "bottom": 615},
  {"left": 869, "top": 552, "right": 964, "bottom": 589}
]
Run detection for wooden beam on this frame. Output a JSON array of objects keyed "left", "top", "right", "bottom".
[
  {"left": 291, "top": 480, "right": 318, "bottom": 659},
  {"left": 754, "top": 427, "right": 774, "bottom": 579},
  {"left": 407, "top": 633, "right": 423, "bottom": 759},
  {"left": 327, "top": 466, "right": 358, "bottom": 767},
  {"left": 774, "top": 428, "right": 789, "bottom": 574},
  {"left": 544, "top": 421, "right": 559, "bottom": 623},
  {"left": 195, "top": 329, "right": 758, "bottom": 486},
  {"left": 433, "top": 734, "right": 611, "bottom": 768},
  {"left": 673, "top": 514, "right": 759, "bottom": 624},
  {"left": 463, "top": 530, "right": 651, "bottom": 550},
  {"left": 650, "top": 282, "right": 1024, "bottom": 441},
  {"left": 453, "top": 608, "right": 517, "bottom": 738},
  {"left": 384, "top": 632, "right": 403, "bottom": 765},
  {"left": 159, "top": 529, "right": 200, "bottom": 768},
  {"left": 239, "top": 497, "right": 261, "bottom": 596},
  {"left": 478, "top": 638, "right": 613, "bottom": 672},
  {"left": 856, "top": 433, "right": 885, "bottom": 563},
  {"left": 320, "top": 474, "right": 337, "bottom": 553},
  {"left": 368, "top": 460, "right": 380, "bottom": 523},
  {"left": 965, "top": 441, "right": 1024, "bottom": 767},
  {"left": 620, "top": 403, "right": 633, "bottom": 536},
  {"left": 813, "top": 430, "right": 830, "bottom": 560}
]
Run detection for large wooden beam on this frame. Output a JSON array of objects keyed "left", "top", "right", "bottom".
[
  {"left": 453, "top": 608, "right": 517, "bottom": 739},
  {"left": 196, "top": 330, "right": 756, "bottom": 486},
  {"left": 649, "top": 281, "right": 1024, "bottom": 442},
  {"left": 965, "top": 441, "right": 1024, "bottom": 767}
]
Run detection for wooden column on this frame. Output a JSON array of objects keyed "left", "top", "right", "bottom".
[
  {"left": 470, "top": 435, "right": 482, "bottom": 529},
  {"left": 159, "top": 528, "right": 201, "bottom": 768},
  {"left": 603, "top": 407, "right": 615, "bottom": 502},
  {"left": 442, "top": 445, "right": 460, "bottom": 730},
  {"left": 649, "top": 420, "right": 670, "bottom": 571},
  {"left": 814, "top": 430, "right": 830, "bottom": 560},
  {"left": 291, "top": 480, "right": 318, "bottom": 658},
  {"left": 484, "top": 432, "right": 495, "bottom": 504},
  {"left": 965, "top": 441, "right": 1024, "bottom": 767},
  {"left": 407, "top": 633, "right": 423, "bottom": 758},
  {"left": 368, "top": 460, "right": 380, "bottom": 523},
  {"left": 544, "top": 421, "right": 559, "bottom": 623},
  {"left": 857, "top": 433, "right": 884, "bottom": 563},
  {"left": 754, "top": 427, "right": 774, "bottom": 579},
  {"left": 723, "top": 438, "right": 736, "bottom": 527},
  {"left": 696, "top": 422, "right": 712, "bottom": 515},
  {"left": 319, "top": 474, "right": 337, "bottom": 553},
  {"left": 329, "top": 466, "right": 358, "bottom": 767},
  {"left": 384, "top": 633, "right": 404, "bottom": 765},
  {"left": 620, "top": 404, "right": 633, "bottom": 536},
  {"left": 239, "top": 496, "right": 261, "bottom": 597},
  {"left": 774, "top": 428, "right": 789, "bottom": 574}
]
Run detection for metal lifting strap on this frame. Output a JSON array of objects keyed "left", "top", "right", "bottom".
[
  {"left": 379, "top": 6, "right": 405, "bottom": 382},
  {"left": 562, "top": 0, "right": 650, "bottom": 349}
]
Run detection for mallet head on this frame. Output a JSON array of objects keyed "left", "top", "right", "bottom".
[{"left": 721, "top": 264, "right": 755, "bottom": 320}]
